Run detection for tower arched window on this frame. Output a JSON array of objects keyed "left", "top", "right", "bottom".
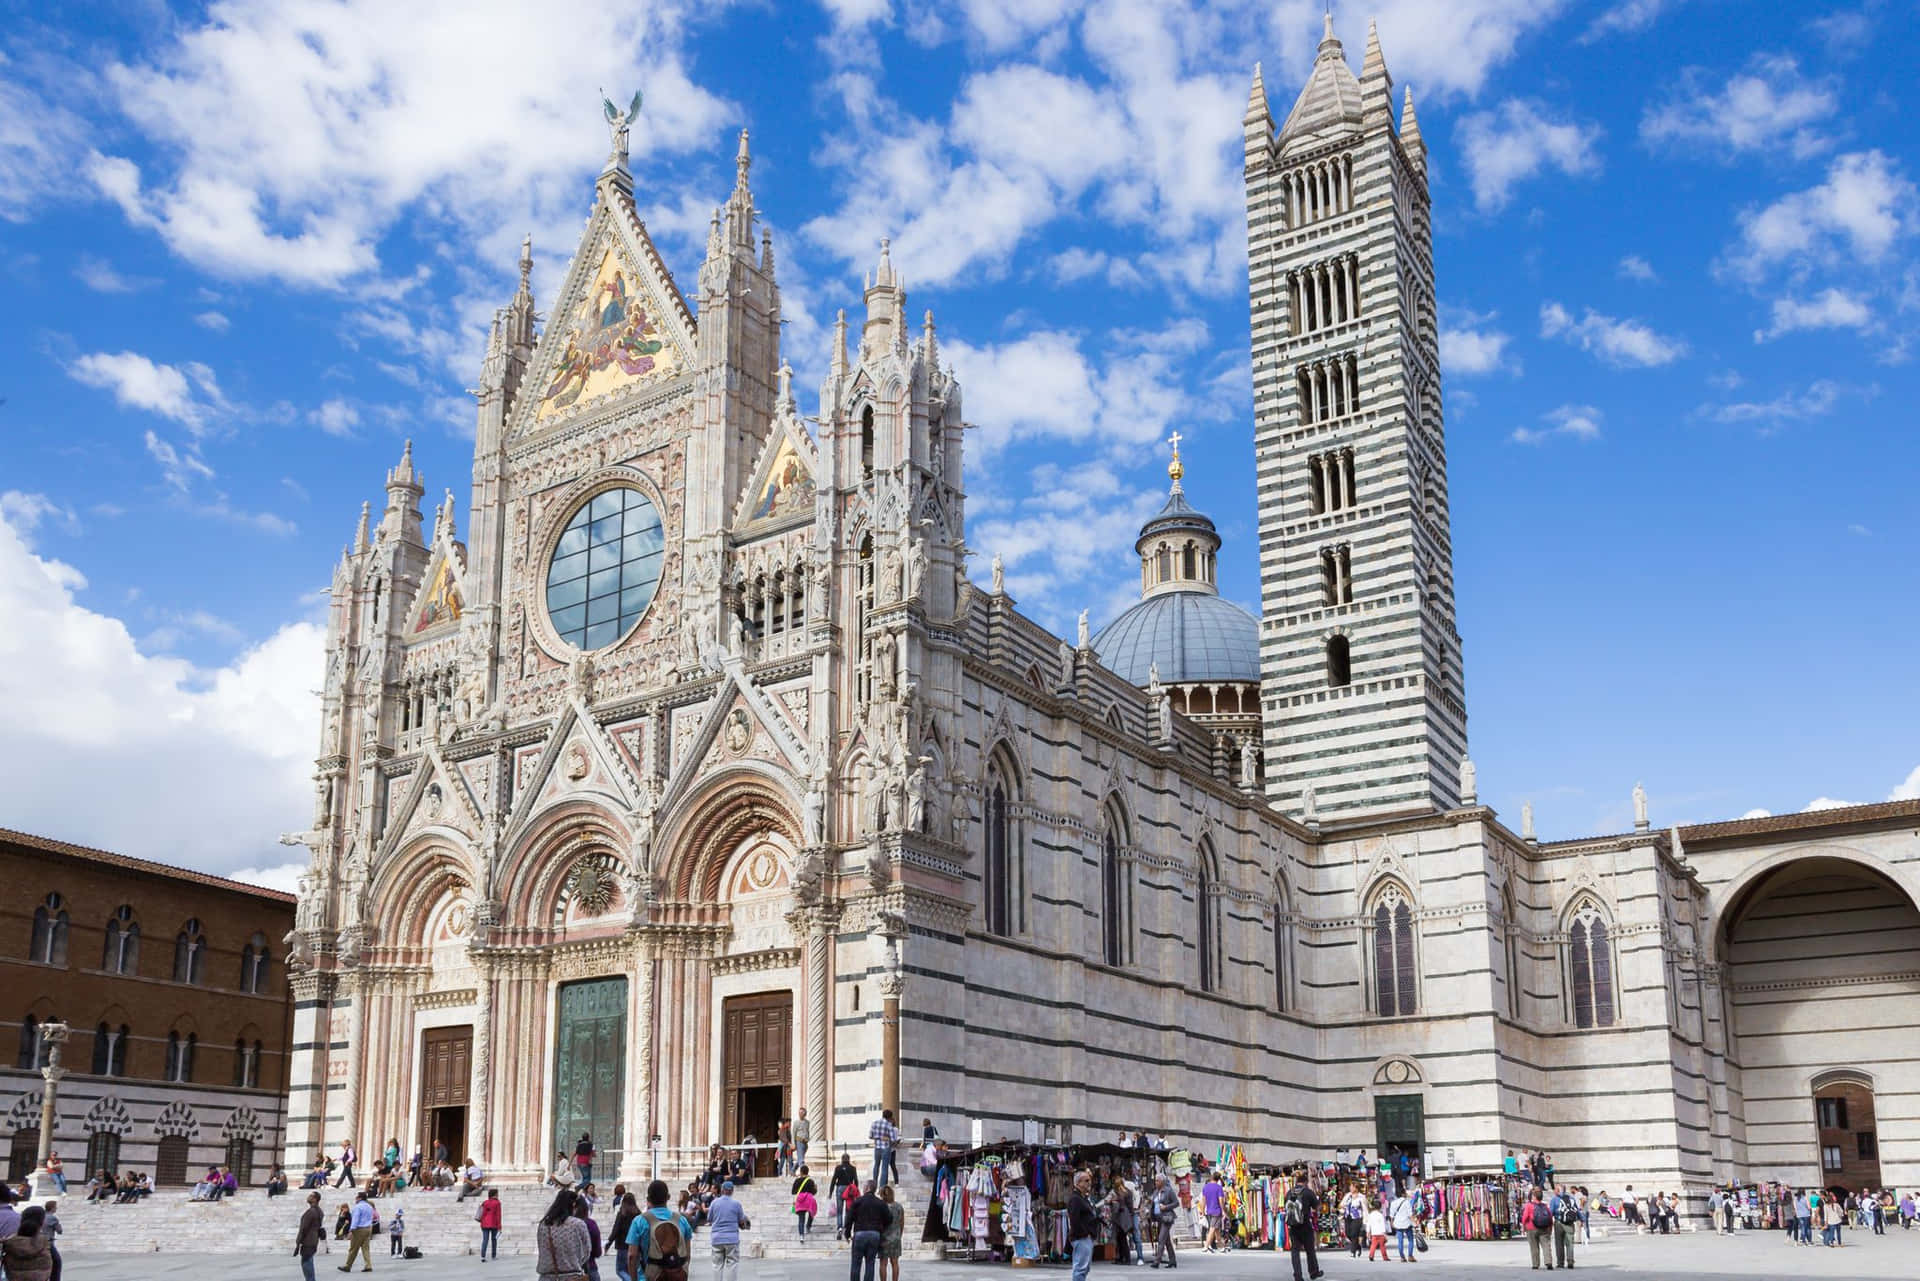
[
  {"left": 239, "top": 932, "right": 269, "bottom": 994},
  {"left": 173, "top": 920, "right": 207, "bottom": 985},
  {"left": 1371, "top": 886, "right": 1418, "bottom": 1017},
  {"left": 1182, "top": 542, "right": 1196, "bottom": 579},
  {"left": 1273, "top": 912, "right": 1291, "bottom": 1012},
  {"left": 860, "top": 406, "right": 875, "bottom": 479},
  {"left": 91, "top": 1022, "right": 129, "bottom": 1077},
  {"left": 102, "top": 906, "right": 140, "bottom": 975},
  {"left": 1100, "top": 812, "right": 1127, "bottom": 968},
  {"left": 29, "top": 895, "right": 69, "bottom": 967},
  {"left": 1566, "top": 902, "right": 1616, "bottom": 1029},
  {"left": 1504, "top": 885, "right": 1522, "bottom": 1020},
  {"left": 165, "top": 1030, "right": 197, "bottom": 1083},
  {"left": 1326, "top": 634, "right": 1351, "bottom": 687},
  {"left": 984, "top": 776, "right": 1012, "bottom": 937},
  {"left": 856, "top": 535, "right": 875, "bottom": 702},
  {"left": 1195, "top": 851, "right": 1220, "bottom": 994},
  {"left": 16, "top": 1015, "right": 38, "bottom": 1069}
]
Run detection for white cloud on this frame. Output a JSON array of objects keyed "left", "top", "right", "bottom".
[
  {"left": 0, "top": 64, "right": 91, "bottom": 222},
  {"left": 1893, "top": 765, "right": 1920, "bottom": 802},
  {"left": 1725, "top": 150, "right": 1915, "bottom": 281},
  {"left": 1582, "top": 0, "right": 1673, "bottom": 40},
  {"left": 1510, "top": 403, "right": 1602, "bottom": 445},
  {"left": 67, "top": 350, "right": 226, "bottom": 432},
  {"left": 1803, "top": 796, "right": 1860, "bottom": 812},
  {"left": 1642, "top": 55, "right": 1837, "bottom": 158},
  {"left": 0, "top": 503, "right": 322, "bottom": 873},
  {"left": 310, "top": 398, "right": 361, "bottom": 438},
  {"left": 1756, "top": 288, "right": 1875, "bottom": 341},
  {"left": 1847, "top": 523, "right": 1871, "bottom": 537},
  {"left": 1701, "top": 378, "right": 1854, "bottom": 426},
  {"left": 1454, "top": 99, "right": 1602, "bottom": 213},
  {"left": 1540, "top": 301, "right": 1687, "bottom": 366},
  {"left": 1617, "top": 254, "right": 1657, "bottom": 282},
  {"left": 0, "top": 492, "right": 79, "bottom": 537},
  {"left": 224, "top": 862, "right": 306, "bottom": 895},
  {"left": 195, "top": 310, "right": 231, "bottom": 332},
  {"left": 143, "top": 430, "right": 215, "bottom": 492},
  {"left": 1440, "top": 310, "right": 1517, "bottom": 376},
  {"left": 1737, "top": 807, "right": 1771, "bottom": 820},
  {"left": 73, "top": 254, "right": 155, "bottom": 294},
  {"left": 89, "top": 1, "right": 733, "bottom": 290}
]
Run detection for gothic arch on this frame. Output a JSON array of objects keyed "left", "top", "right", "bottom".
[
  {"left": 497, "top": 799, "right": 634, "bottom": 928},
  {"left": 221, "top": 1105, "right": 265, "bottom": 1144},
  {"left": 1559, "top": 890, "right": 1612, "bottom": 931},
  {"left": 370, "top": 836, "right": 478, "bottom": 952},
  {"left": 4, "top": 1093, "right": 41, "bottom": 1132},
  {"left": 84, "top": 1096, "right": 132, "bottom": 1137},
  {"left": 652, "top": 765, "right": 802, "bottom": 903}
]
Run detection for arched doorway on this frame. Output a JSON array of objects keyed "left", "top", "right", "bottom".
[{"left": 1720, "top": 855, "right": 1920, "bottom": 1188}]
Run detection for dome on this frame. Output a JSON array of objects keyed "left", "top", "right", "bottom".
[{"left": 1092, "top": 591, "right": 1260, "bottom": 686}]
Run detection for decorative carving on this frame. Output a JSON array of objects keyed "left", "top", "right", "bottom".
[
  {"left": 723, "top": 707, "right": 753, "bottom": 756},
  {"left": 990, "top": 553, "right": 1004, "bottom": 594},
  {"left": 83, "top": 1096, "right": 132, "bottom": 1137},
  {"left": 221, "top": 1105, "right": 265, "bottom": 1144},
  {"left": 566, "top": 860, "right": 619, "bottom": 916},
  {"left": 563, "top": 743, "right": 591, "bottom": 781},
  {"left": 1372, "top": 1057, "right": 1423, "bottom": 1087},
  {"left": 153, "top": 1099, "right": 200, "bottom": 1139}
]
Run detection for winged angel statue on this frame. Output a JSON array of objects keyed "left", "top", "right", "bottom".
[{"left": 603, "top": 90, "right": 644, "bottom": 163}]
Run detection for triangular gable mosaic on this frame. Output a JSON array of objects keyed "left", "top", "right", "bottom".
[
  {"left": 737, "top": 426, "right": 816, "bottom": 529},
  {"left": 409, "top": 548, "right": 464, "bottom": 637}
]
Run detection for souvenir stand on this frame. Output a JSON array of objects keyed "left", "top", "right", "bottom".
[
  {"left": 922, "top": 1141, "right": 1169, "bottom": 1265},
  {"left": 1418, "top": 1173, "right": 1514, "bottom": 1240}
]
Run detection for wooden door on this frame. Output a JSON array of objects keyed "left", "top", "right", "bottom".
[
  {"left": 721, "top": 992, "right": 791, "bottom": 1152},
  {"left": 420, "top": 1025, "right": 472, "bottom": 1156}
]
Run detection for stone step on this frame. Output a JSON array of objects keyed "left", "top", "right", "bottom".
[{"left": 53, "top": 1182, "right": 935, "bottom": 1258}]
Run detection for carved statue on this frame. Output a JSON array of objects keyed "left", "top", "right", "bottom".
[
  {"left": 282, "top": 927, "right": 313, "bottom": 969},
  {"left": 906, "top": 538, "right": 928, "bottom": 601},
  {"left": 1632, "top": 781, "right": 1649, "bottom": 829},
  {"left": 884, "top": 758, "right": 908, "bottom": 834},
  {"left": 860, "top": 757, "right": 883, "bottom": 833},
  {"left": 1059, "top": 640, "right": 1075, "bottom": 688},
  {"left": 602, "top": 90, "right": 643, "bottom": 164},
  {"left": 866, "top": 837, "right": 890, "bottom": 891},
  {"left": 880, "top": 546, "right": 903, "bottom": 603},
  {"left": 1077, "top": 609, "right": 1091, "bottom": 648},
  {"left": 905, "top": 756, "right": 929, "bottom": 832},
  {"left": 1460, "top": 756, "right": 1478, "bottom": 805},
  {"left": 569, "top": 652, "right": 595, "bottom": 701},
  {"left": 803, "top": 781, "right": 827, "bottom": 845},
  {"left": 872, "top": 630, "right": 896, "bottom": 701},
  {"left": 991, "top": 553, "right": 1004, "bottom": 594},
  {"left": 1522, "top": 801, "right": 1536, "bottom": 840},
  {"left": 724, "top": 707, "right": 752, "bottom": 754},
  {"left": 1301, "top": 782, "right": 1318, "bottom": 824},
  {"left": 792, "top": 845, "right": 826, "bottom": 903},
  {"left": 1239, "top": 738, "right": 1259, "bottom": 789}
]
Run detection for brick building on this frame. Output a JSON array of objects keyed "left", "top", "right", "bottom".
[{"left": 0, "top": 828, "right": 295, "bottom": 1186}]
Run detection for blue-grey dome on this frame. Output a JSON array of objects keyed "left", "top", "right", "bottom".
[{"left": 1092, "top": 590, "right": 1260, "bottom": 686}]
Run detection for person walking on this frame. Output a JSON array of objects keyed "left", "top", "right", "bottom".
[
  {"left": 831, "top": 1153, "right": 859, "bottom": 1239},
  {"left": 1109, "top": 1176, "right": 1139, "bottom": 1266},
  {"left": 629, "top": 1180, "right": 694, "bottom": 1281},
  {"left": 1794, "top": 1189, "right": 1812, "bottom": 1245},
  {"left": 708, "top": 1179, "right": 748, "bottom": 1281},
  {"left": 1068, "top": 1170, "right": 1100, "bottom": 1281},
  {"left": 868, "top": 1111, "right": 900, "bottom": 1189},
  {"left": 387, "top": 1206, "right": 405, "bottom": 1258},
  {"left": 295, "top": 1192, "right": 326, "bottom": 1281},
  {"left": 776, "top": 1120, "right": 795, "bottom": 1178},
  {"left": 535, "top": 1190, "right": 592, "bottom": 1281},
  {"left": 848, "top": 1180, "right": 892, "bottom": 1281},
  {"left": 1388, "top": 1185, "right": 1416, "bottom": 1264},
  {"left": 880, "top": 1185, "right": 905, "bottom": 1281},
  {"left": 477, "top": 1187, "right": 503, "bottom": 1261},
  {"left": 1148, "top": 1173, "right": 1179, "bottom": 1269},
  {"left": 1340, "top": 1187, "right": 1367, "bottom": 1258},
  {"left": 612, "top": 1192, "right": 641, "bottom": 1281},
  {"left": 793, "top": 1109, "right": 812, "bottom": 1171},
  {"left": 1365, "top": 1202, "right": 1389, "bottom": 1261},
  {"left": 1200, "top": 1170, "right": 1225, "bottom": 1254},
  {"left": 794, "top": 1167, "right": 819, "bottom": 1238},
  {"left": 339, "top": 1191, "right": 375, "bottom": 1273},
  {"left": 1550, "top": 1186, "right": 1576, "bottom": 1269},
  {"left": 1900, "top": 1190, "right": 1915, "bottom": 1230},
  {"left": 335, "top": 1141, "right": 357, "bottom": 1189},
  {"left": 1522, "top": 1190, "right": 1552, "bottom": 1270},
  {"left": 576, "top": 1193, "right": 607, "bottom": 1281},
  {"left": 577, "top": 1134, "right": 597, "bottom": 1188},
  {"left": 1285, "top": 1174, "right": 1324, "bottom": 1281}
]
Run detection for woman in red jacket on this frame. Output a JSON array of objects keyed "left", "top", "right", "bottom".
[{"left": 477, "top": 1187, "right": 504, "bottom": 1261}]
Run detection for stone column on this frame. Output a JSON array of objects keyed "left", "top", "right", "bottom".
[
  {"left": 470, "top": 955, "right": 494, "bottom": 1165},
  {"left": 879, "top": 971, "right": 904, "bottom": 1122},
  {"left": 801, "top": 906, "right": 838, "bottom": 1147},
  {"left": 624, "top": 940, "right": 656, "bottom": 1184},
  {"left": 29, "top": 1022, "right": 68, "bottom": 1200}
]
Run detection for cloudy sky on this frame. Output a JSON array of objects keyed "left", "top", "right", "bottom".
[{"left": 1, "top": 0, "right": 1915, "bottom": 886}]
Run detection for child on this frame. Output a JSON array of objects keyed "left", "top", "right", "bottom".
[
  {"left": 794, "top": 1183, "right": 818, "bottom": 1238},
  {"left": 1365, "top": 1204, "right": 1388, "bottom": 1261},
  {"left": 389, "top": 1205, "right": 406, "bottom": 1256}
]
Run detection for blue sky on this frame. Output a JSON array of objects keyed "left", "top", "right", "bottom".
[{"left": 1, "top": 0, "right": 1915, "bottom": 883}]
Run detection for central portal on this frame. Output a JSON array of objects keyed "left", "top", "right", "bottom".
[
  {"left": 553, "top": 977, "right": 627, "bottom": 1172},
  {"left": 722, "top": 991, "right": 791, "bottom": 1175}
]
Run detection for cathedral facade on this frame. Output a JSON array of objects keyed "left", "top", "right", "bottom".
[{"left": 285, "top": 20, "right": 1920, "bottom": 1199}]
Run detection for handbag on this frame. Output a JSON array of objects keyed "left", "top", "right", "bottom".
[{"left": 1414, "top": 1229, "right": 1428, "bottom": 1253}]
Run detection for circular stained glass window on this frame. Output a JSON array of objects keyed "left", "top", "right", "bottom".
[{"left": 545, "top": 487, "right": 665, "bottom": 651}]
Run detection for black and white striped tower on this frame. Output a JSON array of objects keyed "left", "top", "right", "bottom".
[{"left": 1244, "top": 16, "right": 1467, "bottom": 821}]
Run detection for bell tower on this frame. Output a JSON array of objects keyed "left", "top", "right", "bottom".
[{"left": 1245, "top": 17, "right": 1466, "bottom": 820}]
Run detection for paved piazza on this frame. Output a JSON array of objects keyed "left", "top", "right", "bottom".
[{"left": 63, "top": 1231, "right": 1920, "bottom": 1281}]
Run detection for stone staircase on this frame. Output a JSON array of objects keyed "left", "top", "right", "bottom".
[{"left": 54, "top": 1177, "right": 937, "bottom": 1259}]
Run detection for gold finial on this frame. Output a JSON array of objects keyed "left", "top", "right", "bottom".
[{"left": 1167, "top": 431, "right": 1184, "bottom": 487}]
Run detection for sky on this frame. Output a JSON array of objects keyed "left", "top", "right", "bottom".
[{"left": 1, "top": 0, "right": 1916, "bottom": 889}]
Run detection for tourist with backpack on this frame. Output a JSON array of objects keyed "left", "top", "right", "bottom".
[
  {"left": 1550, "top": 1186, "right": 1577, "bottom": 1268},
  {"left": 1284, "top": 1175, "right": 1323, "bottom": 1281},
  {"left": 1521, "top": 1190, "right": 1552, "bottom": 1270},
  {"left": 630, "top": 1179, "right": 694, "bottom": 1281}
]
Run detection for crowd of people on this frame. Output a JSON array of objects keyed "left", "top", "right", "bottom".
[{"left": 0, "top": 1184, "right": 62, "bottom": 1281}]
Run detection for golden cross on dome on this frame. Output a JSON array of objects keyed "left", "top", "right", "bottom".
[{"left": 1167, "top": 432, "right": 1185, "bottom": 485}]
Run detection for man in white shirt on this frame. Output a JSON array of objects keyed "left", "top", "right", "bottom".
[{"left": 456, "top": 1161, "right": 486, "bottom": 1201}]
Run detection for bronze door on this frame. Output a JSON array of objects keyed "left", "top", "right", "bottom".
[{"left": 722, "top": 992, "right": 791, "bottom": 1174}]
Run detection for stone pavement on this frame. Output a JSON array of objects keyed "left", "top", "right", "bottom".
[{"left": 63, "top": 1224, "right": 1919, "bottom": 1280}]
